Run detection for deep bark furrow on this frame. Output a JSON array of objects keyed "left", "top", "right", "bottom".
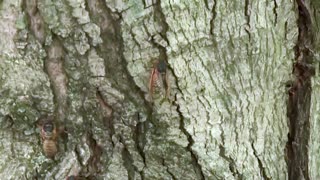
[
  {"left": 154, "top": 0, "right": 170, "bottom": 46},
  {"left": 45, "top": 38, "right": 68, "bottom": 124},
  {"left": 203, "top": 0, "right": 209, "bottom": 10},
  {"left": 286, "top": 0, "right": 314, "bottom": 180},
  {"left": 166, "top": 168, "right": 177, "bottom": 180},
  {"left": 86, "top": 133, "right": 103, "bottom": 175},
  {"left": 120, "top": 137, "right": 136, "bottom": 180},
  {"left": 218, "top": 145, "right": 240, "bottom": 179},
  {"left": 251, "top": 143, "right": 270, "bottom": 180},
  {"left": 209, "top": 0, "right": 217, "bottom": 35},
  {"left": 129, "top": 29, "right": 142, "bottom": 50},
  {"left": 273, "top": 0, "right": 278, "bottom": 25},
  {"left": 86, "top": 1, "right": 154, "bottom": 178},
  {"left": 24, "top": 0, "right": 68, "bottom": 124},
  {"left": 175, "top": 97, "right": 205, "bottom": 180},
  {"left": 219, "top": 124, "right": 242, "bottom": 179},
  {"left": 244, "top": 0, "right": 251, "bottom": 39},
  {"left": 161, "top": 158, "right": 178, "bottom": 180},
  {"left": 134, "top": 121, "right": 147, "bottom": 167}
]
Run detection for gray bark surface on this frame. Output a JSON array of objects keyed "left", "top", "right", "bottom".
[{"left": 0, "top": 0, "right": 319, "bottom": 179}]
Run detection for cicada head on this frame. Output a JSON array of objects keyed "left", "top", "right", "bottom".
[
  {"left": 41, "top": 121, "right": 56, "bottom": 140},
  {"left": 156, "top": 60, "right": 167, "bottom": 74}
]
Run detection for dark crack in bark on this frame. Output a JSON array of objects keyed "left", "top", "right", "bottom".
[
  {"left": 244, "top": 0, "right": 251, "bottom": 40},
  {"left": 218, "top": 124, "right": 242, "bottom": 179},
  {"left": 134, "top": 119, "right": 147, "bottom": 166},
  {"left": 273, "top": 0, "right": 278, "bottom": 25},
  {"left": 209, "top": 0, "right": 217, "bottom": 36},
  {"left": 85, "top": 0, "right": 153, "bottom": 113},
  {"left": 153, "top": 0, "right": 170, "bottom": 46},
  {"left": 119, "top": 137, "right": 136, "bottom": 180},
  {"left": 251, "top": 143, "right": 270, "bottom": 180},
  {"left": 2, "top": 115, "right": 14, "bottom": 129},
  {"left": 74, "top": 146, "right": 84, "bottom": 167},
  {"left": 286, "top": 1, "right": 314, "bottom": 180},
  {"left": 85, "top": 133, "right": 103, "bottom": 176},
  {"left": 141, "top": 0, "right": 155, "bottom": 9},
  {"left": 161, "top": 158, "right": 178, "bottom": 180},
  {"left": 96, "top": 89, "right": 114, "bottom": 145},
  {"left": 129, "top": 29, "right": 142, "bottom": 50},
  {"left": 86, "top": 1, "right": 154, "bottom": 178},
  {"left": 203, "top": 0, "right": 209, "bottom": 10},
  {"left": 175, "top": 95, "right": 205, "bottom": 180}
]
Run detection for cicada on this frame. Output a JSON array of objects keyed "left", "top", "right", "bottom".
[{"left": 149, "top": 60, "right": 170, "bottom": 100}]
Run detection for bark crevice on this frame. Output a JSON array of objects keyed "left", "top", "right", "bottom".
[
  {"left": 120, "top": 137, "right": 137, "bottom": 180},
  {"left": 273, "top": 0, "right": 278, "bottom": 25},
  {"left": 175, "top": 95, "right": 205, "bottom": 180},
  {"left": 244, "top": 0, "right": 251, "bottom": 40},
  {"left": 161, "top": 158, "right": 178, "bottom": 180},
  {"left": 219, "top": 124, "right": 242, "bottom": 179},
  {"left": 251, "top": 143, "right": 270, "bottom": 180},
  {"left": 24, "top": 0, "right": 69, "bottom": 125},
  {"left": 209, "top": 0, "right": 217, "bottom": 36},
  {"left": 286, "top": 0, "right": 314, "bottom": 180}
]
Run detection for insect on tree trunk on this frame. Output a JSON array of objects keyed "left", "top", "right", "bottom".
[{"left": 0, "top": 0, "right": 320, "bottom": 179}]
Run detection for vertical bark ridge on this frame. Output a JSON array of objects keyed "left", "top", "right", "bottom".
[{"left": 286, "top": 0, "right": 314, "bottom": 180}]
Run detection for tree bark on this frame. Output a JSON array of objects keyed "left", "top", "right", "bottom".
[{"left": 0, "top": 0, "right": 319, "bottom": 179}]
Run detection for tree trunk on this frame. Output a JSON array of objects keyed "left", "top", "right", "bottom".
[{"left": 0, "top": 0, "right": 319, "bottom": 179}]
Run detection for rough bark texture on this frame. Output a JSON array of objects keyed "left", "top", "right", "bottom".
[{"left": 0, "top": 0, "right": 319, "bottom": 179}]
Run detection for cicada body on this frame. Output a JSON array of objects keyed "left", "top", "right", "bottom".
[
  {"left": 149, "top": 60, "right": 169, "bottom": 100},
  {"left": 40, "top": 120, "right": 58, "bottom": 158}
]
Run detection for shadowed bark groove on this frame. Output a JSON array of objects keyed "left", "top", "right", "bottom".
[
  {"left": 175, "top": 95, "right": 205, "bottom": 180},
  {"left": 251, "top": 143, "right": 270, "bottom": 180},
  {"left": 24, "top": 0, "right": 68, "bottom": 125},
  {"left": 219, "top": 125, "right": 242, "bottom": 179},
  {"left": 86, "top": 133, "right": 103, "bottom": 175},
  {"left": 120, "top": 137, "right": 137, "bottom": 180},
  {"left": 134, "top": 120, "right": 147, "bottom": 179},
  {"left": 273, "top": 0, "right": 278, "bottom": 25},
  {"left": 286, "top": 0, "right": 314, "bottom": 180},
  {"left": 244, "top": 0, "right": 251, "bottom": 39},
  {"left": 45, "top": 38, "right": 68, "bottom": 125},
  {"left": 209, "top": 0, "right": 217, "bottom": 36},
  {"left": 85, "top": 0, "right": 153, "bottom": 178},
  {"left": 161, "top": 158, "right": 178, "bottom": 180}
]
